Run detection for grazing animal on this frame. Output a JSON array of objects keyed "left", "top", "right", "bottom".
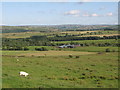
[
  {"left": 17, "top": 59, "right": 19, "bottom": 61},
  {"left": 19, "top": 71, "right": 29, "bottom": 77}
]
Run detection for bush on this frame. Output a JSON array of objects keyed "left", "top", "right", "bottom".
[
  {"left": 112, "top": 49, "right": 116, "bottom": 52},
  {"left": 24, "top": 47, "right": 29, "bottom": 51},
  {"left": 35, "top": 47, "right": 48, "bottom": 51},
  {"left": 69, "top": 54, "right": 73, "bottom": 58},
  {"left": 75, "top": 56, "right": 80, "bottom": 58},
  {"left": 105, "top": 48, "right": 110, "bottom": 52}
]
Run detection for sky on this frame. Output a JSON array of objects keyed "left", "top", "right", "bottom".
[{"left": 1, "top": 2, "right": 118, "bottom": 25}]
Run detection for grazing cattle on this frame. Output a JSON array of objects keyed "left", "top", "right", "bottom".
[{"left": 19, "top": 71, "right": 29, "bottom": 77}]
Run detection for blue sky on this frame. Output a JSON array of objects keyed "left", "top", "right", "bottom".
[{"left": 2, "top": 2, "right": 118, "bottom": 25}]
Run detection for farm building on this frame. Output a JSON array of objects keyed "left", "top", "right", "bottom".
[{"left": 58, "top": 44, "right": 80, "bottom": 48}]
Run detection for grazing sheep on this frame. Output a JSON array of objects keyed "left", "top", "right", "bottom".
[
  {"left": 19, "top": 71, "right": 29, "bottom": 77},
  {"left": 17, "top": 59, "right": 19, "bottom": 61}
]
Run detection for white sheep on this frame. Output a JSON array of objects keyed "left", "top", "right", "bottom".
[
  {"left": 19, "top": 71, "right": 29, "bottom": 77},
  {"left": 17, "top": 59, "right": 19, "bottom": 61}
]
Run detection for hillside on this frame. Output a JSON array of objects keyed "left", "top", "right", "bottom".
[{"left": 1, "top": 25, "right": 118, "bottom": 33}]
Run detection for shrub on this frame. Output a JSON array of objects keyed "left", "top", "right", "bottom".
[
  {"left": 69, "top": 54, "right": 73, "bottom": 58},
  {"left": 75, "top": 56, "right": 80, "bottom": 58},
  {"left": 112, "top": 49, "right": 116, "bottom": 52},
  {"left": 63, "top": 76, "right": 69, "bottom": 80},
  {"left": 35, "top": 47, "right": 48, "bottom": 51},
  {"left": 105, "top": 48, "right": 110, "bottom": 52},
  {"left": 69, "top": 77, "right": 78, "bottom": 81},
  {"left": 3, "top": 74, "right": 8, "bottom": 76},
  {"left": 24, "top": 47, "right": 29, "bottom": 51}
]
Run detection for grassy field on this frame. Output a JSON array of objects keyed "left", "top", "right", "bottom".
[
  {"left": 2, "top": 51, "right": 96, "bottom": 57},
  {"left": 2, "top": 32, "right": 45, "bottom": 38},
  {"left": 54, "top": 39, "right": 118, "bottom": 44},
  {"left": 61, "top": 30, "right": 118, "bottom": 35},
  {"left": 2, "top": 30, "right": 119, "bottom": 88},
  {"left": 2, "top": 30, "right": 118, "bottom": 39},
  {"left": 60, "top": 46, "right": 119, "bottom": 52},
  {"left": 2, "top": 51, "right": 118, "bottom": 88},
  {"left": 77, "top": 34, "right": 119, "bottom": 37},
  {"left": 27, "top": 46, "right": 119, "bottom": 52}
]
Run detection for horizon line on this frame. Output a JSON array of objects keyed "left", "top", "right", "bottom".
[{"left": 0, "top": 24, "right": 118, "bottom": 26}]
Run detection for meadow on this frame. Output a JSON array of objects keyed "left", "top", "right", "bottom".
[
  {"left": 2, "top": 51, "right": 118, "bottom": 88},
  {"left": 54, "top": 39, "right": 118, "bottom": 44},
  {"left": 2, "top": 30, "right": 119, "bottom": 39},
  {"left": 2, "top": 26, "right": 119, "bottom": 88},
  {"left": 2, "top": 45, "right": 119, "bottom": 88}
]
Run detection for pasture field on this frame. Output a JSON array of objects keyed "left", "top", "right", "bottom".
[
  {"left": 60, "top": 30, "right": 118, "bottom": 35},
  {"left": 60, "top": 46, "right": 119, "bottom": 52},
  {"left": 2, "top": 30, "right": 118, "bottom": 39},
  {"left": 1, "top": 32, "right": 45, "bottom": 38},
  {"left": 2, "top": 46, "right": 119, "bottom": 53},
  {"left": 2, "top": 28, "right": 119, "bottom": 88},
  {"left": 2, "top": 51, "right": 96, "bottom": 57},
  {"left": 2, "top": 51, "right": 118, "bottom": 88},
  {"left": 54, "top": 39, "right": 118, "bottom": 44},
  {"left": 27, "top": 46, "right": 119, "bottom": 52},
  {"left": 77, "top": 34, "right": 120, "bottom": 37}
]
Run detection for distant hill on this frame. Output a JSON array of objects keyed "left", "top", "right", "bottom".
[{"left": 1, "top": 25, "right": 118, "bottom": 33}]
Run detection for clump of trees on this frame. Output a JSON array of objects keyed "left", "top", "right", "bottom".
[
  {"left": 2, "top": 35, "right": 120, "bottom": 51},
  {"left": 105, "top": 48, "right": 117, "bottom": 52}
]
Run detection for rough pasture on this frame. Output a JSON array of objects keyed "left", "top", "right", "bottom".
[
  {"left": 60, "top": 31, "right": 99, "bottom": 34},
  {"left": 77, "top": 34, "right": 120, "bottom": 37},
  {"left": 2, "top": 32, "right": 45, "bottom": 38},
  {"left": 19, "top": 51, "right": 96, "bottom": 57},
  {"left": 2, "top": 51, "right": 118, "bottom": 88}
]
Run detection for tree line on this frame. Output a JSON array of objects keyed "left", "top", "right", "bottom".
[{"left": 2, "top": 35, "right": 120, "bottom": 50}]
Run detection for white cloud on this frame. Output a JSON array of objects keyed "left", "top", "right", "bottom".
[
  {"left": 91, "top": 13, "right": 99, "bottom": 17},
  {"left": 107, "top": 12, "right": 113, "bottom": 16},
  {"left": 83, "top": 13, "right": 99, "bottom": 17},
  {"left": 65, "top": 10, "right": 115, "bottom": 18},
  {"left": 64, "top": 10, "right": 80, "bottom": 16}
]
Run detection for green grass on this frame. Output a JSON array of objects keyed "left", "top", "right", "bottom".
[
  {"left": 2, "top": 32, "right": 46, "bottom": 38},
  {"left": 54, "top": 39, "right": 118, "bottom": 44},
  {"left": 2, "top": 29, "right": 119, "bottom": 88},
  {"left": 2, "top": 46, "right": 119, "bottom": 54},
  {"left": 28, "top": 46, "right": 119, "bottom": 52},
  {"left": 60, "top": 46, "right": 119, "bottom": 52},
  {"left": 2, "top": 52, "right": 118, "bottom": 88},
  {"left": 2, "top": 30, "right": 119, "bottom": 39},
  {"left": 28, "top": 46, "right": 56, "bottom": 51},
  {"left": 2, "top": 50, "right": 96, "bottom": 57}
]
